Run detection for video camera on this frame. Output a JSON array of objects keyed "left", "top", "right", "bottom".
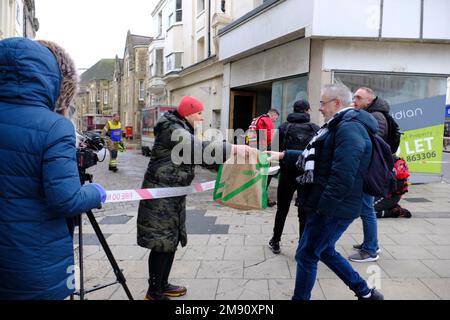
[{"left": 76, "top": 131, "right": 105, "bottom": 170}]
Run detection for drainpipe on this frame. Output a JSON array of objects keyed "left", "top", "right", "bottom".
[{"left": 207, "top": 0, "right": 211, "bottom": 57}]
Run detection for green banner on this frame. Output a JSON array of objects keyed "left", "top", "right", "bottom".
[{"left": 397, "top": 124, "right": 444, "bottom": 174}]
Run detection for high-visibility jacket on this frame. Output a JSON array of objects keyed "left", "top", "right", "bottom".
[{"left": 106, "top": 121, "right": 122, "bottom": 142}]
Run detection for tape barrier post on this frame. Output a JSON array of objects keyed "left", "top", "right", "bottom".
[{"left": 105, "top": 166, "right": 280, "bottom": 204}]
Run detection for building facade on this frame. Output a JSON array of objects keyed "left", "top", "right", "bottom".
[
  {"left": 74, "top": 59, "right": 116, "bottom": 130},
  {"left": 147, "top": 0, "right": 262, "bottom": 130},
  {"left": 0, "top": 0, "right": 38, "bottom": 39},
  {"left": 119, "top": 31, "right": 152, "bottom": 138},
  {"left": 218, "top": 0, "right": 450, "bottom": 182}
]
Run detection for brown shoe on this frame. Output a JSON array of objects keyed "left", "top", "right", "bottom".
[
  {"left": 144, "top": 292, "right": 170, "bottom": 300},
  {"left": 162, "top": 283, "right": 187, "bottom": 297}
]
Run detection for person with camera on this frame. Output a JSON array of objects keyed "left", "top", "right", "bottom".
[
  {"left": 0, "top": 38, "right": 107, "bottom": 300},
  {"left": 138, "top": 96, "right": 251, "bottom": 300},
  {"left": 102, "top": 113, "right": 124, "bottom": 172}
]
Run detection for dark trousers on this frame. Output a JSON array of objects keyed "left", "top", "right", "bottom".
[
  {"left": 272, "top": 167, "right": 306, "bottom": 242},
  {"left": 147, "top": 250, "right": 175, "bottom": 294}
]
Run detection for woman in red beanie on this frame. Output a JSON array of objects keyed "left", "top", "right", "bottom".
[{"left": 137, "top": 96, "right": 248, "bottom": 300}]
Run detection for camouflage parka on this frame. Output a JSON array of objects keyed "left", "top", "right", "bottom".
[{"left": 137, "top": 111, "right": 229, "bottom": 252}]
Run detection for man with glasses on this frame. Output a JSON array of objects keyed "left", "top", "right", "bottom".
[
  {"left": 266, "top": 84, "right": 383, "bottom": 300},
  {"left": 349, "top": 87, "right": 391, "bottom": 262}
]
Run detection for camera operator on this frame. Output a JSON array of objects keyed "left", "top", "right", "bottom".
[{"left": 0, "top": 38, "right": 107, "bottom": 300}]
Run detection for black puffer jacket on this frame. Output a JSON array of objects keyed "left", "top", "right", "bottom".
[{"left": 366, "top": 97, "right": 390, "bottom": 141}]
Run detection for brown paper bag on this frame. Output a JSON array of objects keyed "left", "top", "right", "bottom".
[{"left": 213, "top": 149, "right": 269, "bottom": 210}]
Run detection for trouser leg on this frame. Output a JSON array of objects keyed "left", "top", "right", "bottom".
[
  {"left": 272, "top": 170, "right": 297, "bottom": 242},
  {"left": 147, "top": 250, "right": 174, "bottom": 296},
  {"left": 109, "top": 149, "right": 118, "bottom": 171}
]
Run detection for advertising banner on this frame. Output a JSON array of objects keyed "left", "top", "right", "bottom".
[{"left": 391, "top": 95, "right": 446, "bottom": 175}]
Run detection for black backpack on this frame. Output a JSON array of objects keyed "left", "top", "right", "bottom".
[
  {"left": 382, "top": 111, "right": 402, "bottom": 154},
  {"left": 361, "top": 128, "right": 396, "bottom": 198},
  {"left": 282, "top": 123, "right": 318, "bottom": 151}
]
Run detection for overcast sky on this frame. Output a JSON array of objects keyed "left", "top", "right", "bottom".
[{"left": 34, "top": 0, "right": 157, "bottom": 71}]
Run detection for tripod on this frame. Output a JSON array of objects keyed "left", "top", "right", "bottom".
[{"left": 71, "top": 171, "right": 134, "bottom": 300}]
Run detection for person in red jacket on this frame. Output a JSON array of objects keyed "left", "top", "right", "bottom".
[
  {"left": 246, "top": 109, "right": 279, "bottom": 206},
  {"left": 246, "top": 109, "right": 279, "bottom": 151}
]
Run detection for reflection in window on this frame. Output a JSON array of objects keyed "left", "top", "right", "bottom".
[
  {"left": 335, "top": 73, "right": 447, "bottom": 105},
  {"left": 272, "top": 76, "right": 309, "bottom": 123}
]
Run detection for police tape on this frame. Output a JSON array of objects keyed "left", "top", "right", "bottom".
[{"left": 105, "top": 166, "right": 281, "bottom": 203}]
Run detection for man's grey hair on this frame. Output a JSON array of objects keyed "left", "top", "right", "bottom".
[
  {"left": 358, "top": 87, "right": 376, "bottom": 99},
  {"left": 322, "top": 84, "right": 353, "bottom": 107},
  {"left": 268, "top": 109, "right": 280, "bottom": 116}
]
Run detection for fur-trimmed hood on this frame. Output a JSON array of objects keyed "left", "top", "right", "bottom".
[
  {"left": 0, "top": 37, "right": 78, "bottom": 114},
  {"left": 36, "top": 40, "right": 78, "bottom": 114}
]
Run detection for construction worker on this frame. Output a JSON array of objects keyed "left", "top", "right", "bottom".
[{"left": 103, "top": 113, "right": 124, "bottom": 172}]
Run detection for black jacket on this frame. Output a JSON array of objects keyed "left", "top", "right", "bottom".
[
  {"left": 366, "top": 97, "right": 390, "bottom": 141},
  {"left": 277, "top": 112, "right": 320, "bottom": 151}
]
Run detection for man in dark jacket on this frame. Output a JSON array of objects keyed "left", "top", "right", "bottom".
[
  {"left": 349, "top": 87, "right": 391, "bottom": 262},
  {"left": 138, "top": 96, "right": 248, "bottom": 300},
  {"left": 267, "top": 84, "right": 383, "bottom": 300},
  {"left": 268, "top": 100, "right": 319, "bottom": 254},
  {"left": 0, "top": 38, "right": 105, "bottom": 300}
]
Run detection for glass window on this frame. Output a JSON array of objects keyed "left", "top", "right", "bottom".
[
  {"left": 139, "top": 80, "right": 145, "bottom": 101},
  {"left": 176, "top": 0, "right": 183, "bottom": 22},
  {"left": 155, "top": 49, "right": 164, "bottom": 76},
  {"left": 103, "top": 90, "right": 108, "bottom": 104},
  {"left": 157, "top": 12, "right": 162, "bottom": 36},
  {"left": 271, "top": 76, "right": 309, "bottom": 124},
  {"left": 197, "top": 0, "right": 205, "bottom": 12},
  {"left": 334, "top": 72, "right": 447, "bottom": 105},
  {"left": 166, "top": 52, "right": 183, "bottom": 72}
]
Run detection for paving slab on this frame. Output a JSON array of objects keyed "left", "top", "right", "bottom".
[{"left": 216, "top": 279, "right": 270, "bottom": 300}]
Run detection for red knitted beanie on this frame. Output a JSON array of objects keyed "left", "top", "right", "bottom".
[{"left": 177, "top": 96, "right": 204, "bottom": 117}]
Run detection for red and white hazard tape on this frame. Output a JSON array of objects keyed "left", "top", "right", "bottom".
[{"left": 105, "top": 166, "right": 280, "bottom": 203}]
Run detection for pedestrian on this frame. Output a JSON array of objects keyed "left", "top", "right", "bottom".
[
  {"left": 268, "top": 100, "right": 319, "bottom": 254},
  {"left": 266, "top": 83, "right": 384, "bottom": 300},
  {"left": 137, "top": 96, "right": 250, "bottom": 300},
  {"left": 246, "top": 108, "right": 280, "bottom": 206},
  {"left": 102, "top": 113, "right": 124, "bottom": 172},
  {"left": 349, "top": 87, "right": 391, "bottom": 262},
  {"left": 0, "top": 38, "right": 106, "bottom": 300}
]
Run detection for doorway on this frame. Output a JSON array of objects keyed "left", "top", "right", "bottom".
[{"left": 230, "top": 91, "right": 256, "bottom": 131}]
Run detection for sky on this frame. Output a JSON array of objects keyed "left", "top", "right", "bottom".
[{"left": 34, "top": 0, "right": 158, "bottom": 71}]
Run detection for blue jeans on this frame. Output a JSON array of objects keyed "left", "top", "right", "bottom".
[
  {"left": 292, "top": 213, "right": 370, "bottom": 300},
  {"left": 360, "top": 193, "right": 379, "bottom": 256}
]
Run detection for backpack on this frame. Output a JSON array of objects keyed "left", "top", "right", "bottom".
[
  {"left": 359, "top": 124, "right": 396, "bottom": 198},
  {"left": 282, "top": 123, "right": 318, "bottom": 151},
  {"left": 391, "top": 157, "right": 410, "bottom": 196},
  {"left": 245, "top": 115, "right": 269, "bottom": 148},
  {"left": 381, "top": 111, "right": 402, "bottom": 154}
]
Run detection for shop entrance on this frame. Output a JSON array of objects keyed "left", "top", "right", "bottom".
[{"left": 230, "top": 82, "right": 273, "bottom": 133}]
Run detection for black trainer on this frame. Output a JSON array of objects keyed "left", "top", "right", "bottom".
[
  {"left": 358, "top": 288, "right": 384, "bottom": 300},
  {"left": 268, "top": 239, "right": 281, "bottom": 254}
]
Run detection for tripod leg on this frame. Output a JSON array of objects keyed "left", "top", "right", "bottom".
[
  {"left": 78, "top": 215, "right": 85, "bottom": 300},
  {"left": 86, "top": 210, "right": 134, "bottom": 300}
]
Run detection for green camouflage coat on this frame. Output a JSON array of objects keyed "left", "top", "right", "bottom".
[{"left": 137, "top": 111, "right": 229, "bottom": 252}]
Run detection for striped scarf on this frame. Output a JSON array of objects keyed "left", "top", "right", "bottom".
[{"left": 296, "top": 126, "right": 329, "bottom": 185}]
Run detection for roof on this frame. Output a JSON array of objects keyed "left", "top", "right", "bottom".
[
  {"left": 80, "top": 59, "right": 115, "bottom": 83},
  {"left": 129, "top": 33, "right": 152, "bottom": 47}
]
